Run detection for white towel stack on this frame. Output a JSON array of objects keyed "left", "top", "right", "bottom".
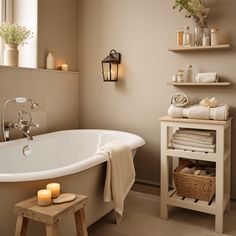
[{"left": 171, "top": 128, "right": 216, "bottom": 153}]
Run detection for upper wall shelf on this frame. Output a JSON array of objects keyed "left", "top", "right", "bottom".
[
  {"left": 167, "top": 82, "right": 231, "bottom": 86},
  {"left": 168, "top": 44, "right": 231, "bottom": 52}
]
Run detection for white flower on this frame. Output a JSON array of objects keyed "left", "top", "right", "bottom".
[{"left": 0, "top": 23, "right": 33, "bottom": 45}]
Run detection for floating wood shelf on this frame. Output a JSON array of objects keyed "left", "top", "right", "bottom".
[
  {"left": 167, "top": 82, "right": 231, "bottom": 86},
  {"left": 168, "top": 44, "right": 231, "bottom": 52}
]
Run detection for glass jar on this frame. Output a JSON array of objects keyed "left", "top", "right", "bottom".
[
  {"left": 202, "top": 28, "right": 210, "bottom": 46},
  {"left": 183, "top": 26, "right": 192, "bottom": 47},
  {"left": 211, "top": 28, "right": 220, "bottom": 46},
  {"left": 194, "top": 24, "right": 204, "bottom": 46},
  {"left": 177, "top": 70, "right": 184, "bottom": 82},
  {"left": 176, "top": 29, "right": 184, "bottom": 47}
]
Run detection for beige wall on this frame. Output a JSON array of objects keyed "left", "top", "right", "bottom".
[
  {"left": 78, "top": 0, "right": 236, "bottom": 198},
  {"left": 0, "top": 66, "right": 79, "bottom": 141},
  {"left": 38, "top": 0, "right": 78, "bottom": 71}
]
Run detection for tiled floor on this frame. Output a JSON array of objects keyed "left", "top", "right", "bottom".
[{"left": 89, "top": 191, "right": 236, "bottom": 236}]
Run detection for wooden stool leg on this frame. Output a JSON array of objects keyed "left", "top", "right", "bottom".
[
  {"left": 46, "top": 224, "right": 58, "bottom": 236},
  {"left": 15, "top": 215, "right": 28, "bottom": 236},
  {"left": 74, "top": 208, "right": 88, "bottom": 236}
]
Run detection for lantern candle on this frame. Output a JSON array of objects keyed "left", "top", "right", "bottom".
[
  {"left": 37, "top": 189, "right": 52, "bottom": 206},
  {"left": 46, "top": 183, "right": 60, "bottom": 198},
  {"left": 61, "top": 63, "right": 68, "bottom": 71}
]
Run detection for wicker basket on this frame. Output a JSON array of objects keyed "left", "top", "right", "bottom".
[{"left": 173, "top": 168, "right": 215, "bottom": 202}]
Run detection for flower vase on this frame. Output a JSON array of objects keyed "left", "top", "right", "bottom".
[
  {"left": 194, "top": 24, "right": 204, "bottom": 46},
  {"left": 4, "top": 44, "right": 19, "bottom": 66}
]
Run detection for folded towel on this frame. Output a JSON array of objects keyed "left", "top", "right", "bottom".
[
  {"left": 172, "top": 136, "right": 214, "bottom": 145},
  {"left": 210, "top": 104, "right": 230, "bottom": 121},
  {"left": 178, "top": 128, "right": 215, "bottom": 137},
  {"left": 96, "top": 141, "right": 135, "bottom": 220},
  {"left": 170, "top": 93, "right": 189, "bottom": 107},
  {"left": 168, "top": 104, "right": 229, "bottom": 121},
  {"left": 180, "top": 167, "right": 196, "bottom": 174},
  {"left": 172, "top": 138, "right": 216, "bottom": 149},
  {"left": 188, "top": 105, "right": 210, "bottom": 119},
  {"left": 195, "top": 72, "right": 218, "bottom": 83},
  {"left": 174, "top": 132, "right": 215, "bottom": 143},
  {"left": 171, "top": 143, "right": 215, "bottom": 153}
]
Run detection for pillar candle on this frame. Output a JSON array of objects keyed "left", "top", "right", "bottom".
[
  {"left": 61, "top": 63, "right": 68, "bottom": 71},
  {"left": 46, "top": 183, "right": 60, "bottom": 198},
  {"left": 37, "top": 189, "right": 51, "bottom": 206}
]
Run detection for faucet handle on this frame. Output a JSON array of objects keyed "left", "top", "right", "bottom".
[{"left": 31, "top": 123, "right": 40, "bottom": 128}]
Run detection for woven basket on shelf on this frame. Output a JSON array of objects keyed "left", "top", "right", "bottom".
[{"left": 173, "top": 170, "right": 215, "bottom": 202}]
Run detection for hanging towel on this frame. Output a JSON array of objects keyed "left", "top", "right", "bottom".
[{"left": 96, "top": 141, "right": 135, "bottom": 221}]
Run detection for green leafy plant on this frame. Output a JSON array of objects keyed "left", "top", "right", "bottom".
[
  {"left": 173, "top": 0, "right": 209, "bottom": 27},
  {"left": 0, "top": 23, "right": 32, "bottom": 46}
]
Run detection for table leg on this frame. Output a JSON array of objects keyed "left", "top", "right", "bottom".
[
  {"left": 15, "top": 215, "right": 28, "bottom": 236},
  {"left": 74, "top": 208, "right": 88, "bottom": 236},
  {"left": 46, "top": 224, "right": 58, "bottom": 236}
]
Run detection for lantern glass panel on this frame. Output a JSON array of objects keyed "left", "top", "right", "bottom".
[
  {"left": 111, "top": 63, "right": 118, "bottom": 81},
  {"left": 102, "top": 62, "right": 110, "bottom": 81}
]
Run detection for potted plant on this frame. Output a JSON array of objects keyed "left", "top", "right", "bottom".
[
  {"left": 0, "top": 23, "right": 32, "bottom": 66},
  {"left": 173, "top": 0, "right": 210, "bottom": 46}
]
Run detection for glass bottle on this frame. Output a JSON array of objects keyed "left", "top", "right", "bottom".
[
  {"left": 46, "top": 52, "right": 54, "bottom": 69},
  {"left": 183, "top": 26, "right": 192, "bottom": 47}
]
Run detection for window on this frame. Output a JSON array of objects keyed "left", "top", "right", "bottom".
[{"left": 0, "top": 0, "right": 38, "bottom": 68}]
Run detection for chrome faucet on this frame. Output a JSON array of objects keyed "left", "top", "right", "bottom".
[{"left": 1, "top": 97, "right": 39, "bottom": 141}]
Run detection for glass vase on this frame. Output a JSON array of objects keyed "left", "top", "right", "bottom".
[{"left": 194, "top": 24, "right": 204, "bottom": 46}]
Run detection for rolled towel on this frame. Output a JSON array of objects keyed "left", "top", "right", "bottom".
[
  {"left": 180, "top": 167, "right": 196, "bottom": 174},
  {"left": 195, "top": 72, "right": 218, "bottom": 83},
  {"left": 170, "top": 93, "right": 189, "bottom": 107}
]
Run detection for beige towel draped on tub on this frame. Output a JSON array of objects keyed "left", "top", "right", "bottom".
[{"left": 96, "top": 141, "right": 135, "bottom": 222}]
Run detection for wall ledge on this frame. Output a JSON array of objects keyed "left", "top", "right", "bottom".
[{"left": 0, "top": 65, "right": 79, "bottom": 75}]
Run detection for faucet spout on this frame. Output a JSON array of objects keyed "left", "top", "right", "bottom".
[{"left": 22, "top": 130, "right": 33, "bottom": 141}]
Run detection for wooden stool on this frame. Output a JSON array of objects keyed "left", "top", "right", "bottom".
[{"left": 14, "top": 193, "right": 88, "bottom": 236}]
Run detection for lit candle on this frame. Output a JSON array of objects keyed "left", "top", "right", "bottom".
[
  {"left": 61, "top": 63, "right": 68, "bottom": 71},
  {"left": 46, "top": 183, "right": 60, "bottom": 198},
  {"left": 37, "top": 189, "right": 52, "bottom": 206}
]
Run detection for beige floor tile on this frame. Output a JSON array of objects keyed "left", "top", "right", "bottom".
[{"left": 89, "top": 191, "right": 236, "bottom": 236}]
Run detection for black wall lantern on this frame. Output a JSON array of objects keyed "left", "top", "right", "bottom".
[{"left": 102, "top": 49, "right": 121, "bottom": 82}]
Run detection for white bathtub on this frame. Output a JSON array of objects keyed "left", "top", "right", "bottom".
[{"left": 0, "top": 129, "right": 145, "bottom": 236}]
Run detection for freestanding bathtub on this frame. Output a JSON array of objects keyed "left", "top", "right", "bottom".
[{"left": 0, "top": 129, "right": 145, "bottom": 236}]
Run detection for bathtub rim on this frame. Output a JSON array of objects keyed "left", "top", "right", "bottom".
[{"left": 0, "top": 129, "right": 145, "bottom": 182}]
